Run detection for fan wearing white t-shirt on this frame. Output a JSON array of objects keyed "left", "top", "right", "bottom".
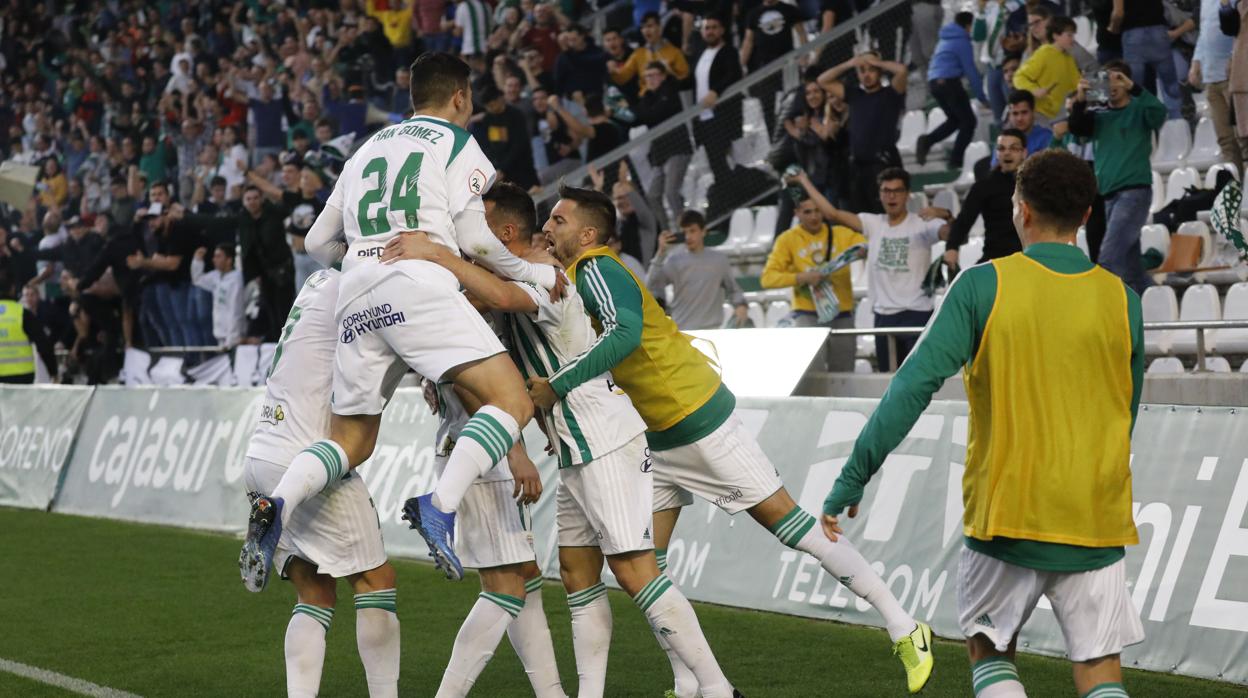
[{"left": 788, "top": 167, "right": 953, "bottom": 370}]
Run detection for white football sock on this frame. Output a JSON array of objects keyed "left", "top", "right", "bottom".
[
  {"left": 436, "top": 592, "right": 525, "bottom": 698},
  {"left": 567, "top": 583, "right": 612, "bottom": 698},
  {"left": 633, "top": 576, "right": 733, "bottom": 698},
  {"left": 654, "top": 551, "right": 700, "bottom": 697},
  {"left": 507, "top": 577, "right": 567, "bottom": 698},
  {"left": 972, "top": 658, "right": 1027, "bottom": 697},
  {"left": 355, "top": 590, "right": 400, "bottom": 698},
  {"left": 432, "top": 406, "right": 518, "bottom": 512},
  {"left": 286, "top": 604, "right": 333, "bottom": 698},
  {"left": 271, "top": 440, "right": 348, "bottom": 526},
  {"left": 773, "top": 506, "right": 916, "bottom": 642}
]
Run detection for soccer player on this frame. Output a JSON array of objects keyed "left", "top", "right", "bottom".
[
  {"left": 823, "top": 149, "right": 1145, "bottom": 698},
  {"left": 530, "top": 185, "right": 934, "bottom": 695},
  {"left": 240, "top": 269, "right": 401, "bottom": 698},
  {"left": 239, "top": 53, "right": 562, "bottom": 588},
  {"left": 382, "top": 183, "right": 742, "bottom": 698},
  {"left": 423, "top": 374, "right": 567, "bottom": 698}
]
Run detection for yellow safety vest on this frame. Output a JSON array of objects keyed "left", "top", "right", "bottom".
[
  {"left": 963, "top": 254, "right": 1139, "bottom": 548},
  {"left": 567, "top": 247, "right": 723, "bottom": 432},
  {"left": 0, "top": 300, "right": 35, "bottom": 377}
]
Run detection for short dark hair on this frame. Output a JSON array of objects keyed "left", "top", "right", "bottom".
[
  {"left": 215, "top": 242, "right": 236, "bottom": 260},
  {"left": 1015, "top": 149, "right": 1097, "bottom": 231},
  {"left": 558, "top": 184, "right": 616, "bottom": 244},
  {"left": 954, "top": 11, "right": 974, "bottom": 28},
  {"left": 1007, "top": 89, "right": 1035, "bottom": 108},
  {"left": 150, "top": 179, "right": 169, "bottom": 193},
  {"left": 477, "top": 81, "right": 503, "bottom": 104},
  {"left": 644, "top": 60, "right": 667, "bottom": 74},
  {"left": 244, "top": 184, "right": 262, "bottom": 196},
  {"left": 1046, "top": 15, "right": 1075, "bottom": 42},
  {"left": 483, "top": 182, "right": 537, "bottom": 242},
  {"left": 1103, "top": 58, "right": 1132, "bottom": 80},
  {"left": 998, "top": 128, "right": 1027, "bottom": 148},
  {"left": 567, "top": 24, "right": 588, "bottom": 36},
  {"left": 877, "top": 167, "right": 910, "bottom": 191},
  {"left": 641, "top": 11, "right": 661, "bottom": 24},
  {"left": 210, "top": 175, "right": 227, "bottom": 188},
  {"left": 677, "top": 210, "right": 706, "bottom": 229},
  {"left": 409, "top": 52, "right": 471, "bottom": 111},
  {"left": 584, "top": 93, "right": 606, "bottom": 117}
]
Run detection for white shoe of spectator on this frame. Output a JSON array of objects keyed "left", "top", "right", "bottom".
[{"left": 121, "top": 348, "right": 153, "bottom": 386}]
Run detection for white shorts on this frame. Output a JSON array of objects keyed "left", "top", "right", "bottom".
[
  {"left": 332, "top": 265, "right": 505, "bottom": 415},
  {"left": 557, "top": 434, "right": 654, "bottom": 555},
  {"left": 244, "top": 457, "right": 388, "bottom": 579},
  {"left": 651, "top": 413, "right": 784, "bottom": 515},
  {"left": 455, "top": 479, "right": 536, "bottom": 569},
  {"left": 957, "top": 547, "right": 1145, "bottom": 662}
]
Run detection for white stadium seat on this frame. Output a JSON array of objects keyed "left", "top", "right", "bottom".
[
  {"left": 1164, "top": 167, "right": 1199, "bottom": 207},
  {"left": 959, "top": 237, "right": 985, "bottom": 268},
  {"left": 907, "top": 192, "right": 929, "bottom": 213},
  {"left": 925, "top": 107, "right": 946, "bottom": 137},
  {"left": 1152, "top": 119, "right": 1191, "bottom": 174},
  {"left": 1214, "top": 282, "right": 1248, "bottom": 353},
  {"left": 932, "top": 188, "right": 959, "bottom": 218},
  {"left": 954, "top": 141, "right": 990, "bottom": 190},
  {"left": 1186, "top": 117, "right": 1221, "bottom": 171},
  {"left": 1242, "top": 358, "right": 1248, "bottom": 373},
  {"left": 855, "top": 301, "right": 875, "bottom": 358},
  {"left": 898, "top": 110, "right": 926, "bottom": 156},
  {"left": 1172, "top": 284, "right": 1221, "bottom": 355},
  {"left": 854, "top": 358, "right": 874, "bottom": 374},
  {"left": 1176, "top": 220, "right": 1215, "bottom": 268},
  {"left": 747, "top": 301, "right": 765, "bottom": 328},
  {"left": 722, "top": 303, "right": 733, "bottom": 326},
  {"left": 1149, "top": 170, "right": 1166, "bottom": 214},
  {"left": 1140, "top": 224, "right": 1169, "bottom": 259},
  {"left": 1141, "top": 285, "right": 1178, "bottom": 354},
  {"left": 1204, "top": 162, "right": 1240, "bottom": 189},
  {"left": 1147, "top": 357, "right": 1185, "bottom": 374},
  {"left": 745, "top": 206, "right": 778, "bottom": 256},
  {"left": 1205, "top": 356, "right": 1232, "bottom": 373},
  {"left": 765, "top": 300, "right": 791, "bottom": 327},
  {"left": 725, "top": 208, "right": 755, "bottom": 252},
  {"left": 1074, "top": 16, "right": 1093, "bottom": 47}
]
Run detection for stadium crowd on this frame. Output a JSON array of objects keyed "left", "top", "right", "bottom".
[{"left": 0, "top": 0, "right": 1242, "bottom": 384}]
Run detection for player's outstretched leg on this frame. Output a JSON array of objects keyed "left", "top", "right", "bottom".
[
  {"left": 652, "top": 548, "right": 700, "bottom": 698},
  {"left": 754, "top": 493, "right": 933, "bottom": 693},
  {"left": 351, "top": 564, "right": 401, "bottom": 698},
  {"left": 507, "top": 568, "right": 568, "bottom": 698},
  {"left": 239, "top": 491, "right": 285, "bottom": 592}
]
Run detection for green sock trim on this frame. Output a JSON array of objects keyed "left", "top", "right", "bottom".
[
  {"left": 567, "top": 583, "right": 607, "bottom": 608},
  {"left": 632, "top": 575, "right": 673, "bottom": 613},
  {"left": 292, "top": 603, "right": 335, "bottom": 630},
  {"left": 481, "top": 592, "right": 526, "bottom": 618},
  {"left": 525, "top": 576, "right": 544, "bottom": 594},
  {"left": 1082, "top": 683, "right": 1129, "bottom": 698},
  {"left": 460, "top": 412, "right": 514, "bottom": 464},
  {"left": 769, "top": 506, "right": 817, "bottom": 548},
  {"left": 354, "top": 589, "right": 397, "bottom": 613},
  {"left": 971, "top": 657, "right": 1020, "bottom": 693},
  {"left": 304, "top": 441, "right": 345, "bottom": 484},
  {"left": 655, "top": 548, "right": 668, "bottom": 573}
]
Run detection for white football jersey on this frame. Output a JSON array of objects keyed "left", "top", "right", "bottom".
[
  {"left": 247, "top": 269, "right": 340, "bottom": 467},
  {"left": 432, "top": 380, "right": 513, "bottom": 483},
  {"left": 503, "top": 282, "right": 647, "bottom": 468},
  {"left": 327, "top": 115, "right": 496, "bottom": 274}
]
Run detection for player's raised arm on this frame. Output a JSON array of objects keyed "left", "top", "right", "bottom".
[
  {"left": 382, "top": 232, "right": 541, "bottom": 313},
  {"left": 304, "top": 192, "right": 347, "bottom": 268},
  {"left": 452, "top": 206, "right": 559, "bottom": 292}
]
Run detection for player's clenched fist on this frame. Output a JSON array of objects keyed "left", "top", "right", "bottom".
[{"left": 526, "top": 377, "right": 558, "bottom": 410}]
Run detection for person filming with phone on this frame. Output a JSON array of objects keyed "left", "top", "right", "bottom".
[{"left": 645, "top": 210, "right": 748, "bottom": 331}]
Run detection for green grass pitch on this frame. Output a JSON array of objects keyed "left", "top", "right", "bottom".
[{"left": 0, "top": 507, "right": 1241, "bottom": 697}]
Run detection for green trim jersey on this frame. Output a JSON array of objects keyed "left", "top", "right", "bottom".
[
  {"left": 433, "top": 380, "right": 514, "bottom": 483},
  {"left": 503, "top": 280, "right": 647, "bottom": 468},
  {"left": 247, "top": 270, "right": 341, "bottom": 466},
  {"left": 327, "top": 115, "right": 495, "bottom": 275}
]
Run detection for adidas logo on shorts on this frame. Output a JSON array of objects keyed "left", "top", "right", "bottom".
[{"left": 974, "top": 613, "right": 995, "bottom": 629}]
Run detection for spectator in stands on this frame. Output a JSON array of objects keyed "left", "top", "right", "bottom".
[
  {"left": 516, "top": 4, "right": 565, "bottom": 73},
  {"left": 554, "top": 26, "right": 608, "bottom": 98},
  {"left": 126, "top": 203, "right": 205, "bottom": 351},
  {"left": 1193, "top": 0, "right": 1245, "bottom": 172},
  {"left": 946, "top": 129, "right": 1027, "bottom": 269},
  {"left": 910, "top": 0, "right": 944, "bottom": 78},
  {"left": 762, "top": 186, "right": 866, "bottom": 371},
  {"left": 974, "top": 0, "right": 1028, "bottom": 127},
  {"left": 771, "top": 82, "right": 840, "bottom": 234},
  {"left": 741, "top": 0, "right": 808, "bottom": 137},
  {"left": 418, "top": 0, "right": 452, "bottom": 52},
  {"left": 1069, "top": 61, "right": 1164, "bottom": 294},
  {"left": 917, "top": 12, "right": 988, "bottom": 170},
  {"left": 451, "top": 0, "right": 492, "bottom": 69},
  {"left": 817, "top": 51, "right": 909, "bottom": 215},
  {"left": 691, "top": 14, "right": 745, "bottom": 181},
  {"left": 0, "top": 279, "right": 57, "bottom": 384},
  {"left": 646, "top": 210, "right": 747, "bottom": 330},
  {"left": 610, "top": 13, "right": 691, "bottom": 92},
  {"left": 36, "top": 158, "right": 69, "bottom": 210},
  {"left": 35, "top": 216, "right": 103, "bottom": 290},
  {"left": 592, "top": 164, "right": 661, "bottom": 266},
  {"left": 539, "top": 93, "right": 587, "bottom": 183},
  {"left": 76, "top": 213, "right": 142, "bottom": 350},
  {"left": 635, "top": 61, "right": 694, "bottom": 230},
  {"left": 1116, "top": 0, "right": 1183, "bottom": 118},
  {"left": 191, "top": 244, "right": 245, "bottom": 349},
  {"left": 248, "top": 81, "right": 287, "bottom": 166},
  {"left": 602, "top": 28, "right": 637, "bottom": 98},
  {"left": 472, "top": 83, "right": 540, "bottom": 191},
  {"left": 1013, "top": 16, "right": 1081, "bottom": 122},
  {"left": 1005, "top": 89, "right": 1054, "bottom": 154},
  {"left": 789, "top": 167, "right": 951, "bottom": 369}
]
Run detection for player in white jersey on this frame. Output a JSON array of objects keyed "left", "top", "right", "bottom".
[
  {"left": 381, "top": 183, "right": 743, "bottom": 698},
  {"left": 240, "top": 53, "right": 563, "bottom": 588},
  {"left": 239, "top": 269, "right": 402, "bottom": 698},
  {"left": 425, "top": 376, "right": 567, "bottom": 698}
]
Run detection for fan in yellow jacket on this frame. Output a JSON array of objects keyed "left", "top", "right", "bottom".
[{"left": 1012, "top": 17, "right": 1081, "bottom": 119}]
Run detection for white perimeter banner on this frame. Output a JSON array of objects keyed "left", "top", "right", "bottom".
[
  {"left": 0, "top": 385, "right": 94, "bottom": 510},
  {"left": 26, "top": 388, "right": 1248, "bottom": 685}
]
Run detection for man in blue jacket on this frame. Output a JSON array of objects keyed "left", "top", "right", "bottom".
[{"left": 917, "top": 12, "right": 988, "bottom": 170}]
